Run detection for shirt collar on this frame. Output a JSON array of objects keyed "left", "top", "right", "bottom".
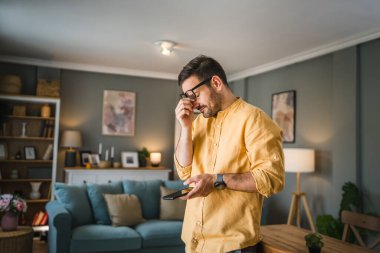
[{"left": 216, "top": 97, "right": 242, "bottom": 118}]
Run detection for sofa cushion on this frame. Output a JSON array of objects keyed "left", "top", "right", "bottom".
[
  {"left": 87, "top": 182, "right": 123, "bottom": 225},
  {"left": 163, "top": 180, "right": 186, "bottom": 190},
  {"left": 160, "top": 186, "right": 186, "bottom": 220},
  {"left": 70, "top": 224, "right": 141, "bottom": 253},
  {"left": 122, "top": 180, "right": 161, "bottom": 219},
  {"left": 104, "top": 193, "right": 145, "bottom": 226},
  {"left": 135, "top": 220, "right": 183, "bottom": 248},
  {"left": 54, "top": 183, "right": 93, "bottom": 227}
]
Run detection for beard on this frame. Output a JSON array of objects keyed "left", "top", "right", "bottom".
[{"left": 201, "top": 88, "right": 222, "bottom": 118}]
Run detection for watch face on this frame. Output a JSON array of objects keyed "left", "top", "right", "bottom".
[
  {"left": 214, "top": 181, "right": 226, "bottom": 190},
  {"left": 214, "top": 174, "right": 226, "bottom": 189}
]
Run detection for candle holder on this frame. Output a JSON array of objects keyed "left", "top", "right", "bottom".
[{"left": 20, "top": 122, "right": 27, "bottom": 137}]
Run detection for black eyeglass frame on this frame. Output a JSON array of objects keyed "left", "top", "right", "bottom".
[{"left": 179, "top": 77, "right": 212, "bottom": 99}]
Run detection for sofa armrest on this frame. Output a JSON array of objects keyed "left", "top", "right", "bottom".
[{"left": 46, "top": 201, "right": 72, "bottom": 253}]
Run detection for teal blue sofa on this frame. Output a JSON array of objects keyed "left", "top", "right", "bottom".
[{"left": 46, "top": 180, "right": 186, "bottom": 253}]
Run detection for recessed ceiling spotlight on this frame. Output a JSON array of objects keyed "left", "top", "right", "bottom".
[{"left": 155, "top": 40, "right": 176, "bottom": 56}]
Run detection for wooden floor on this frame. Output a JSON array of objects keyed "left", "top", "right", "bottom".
[{"left": 33, "top": 239, "right": 47, "bottom": 253}]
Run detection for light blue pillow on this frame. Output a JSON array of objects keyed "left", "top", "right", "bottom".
[
  {"left": 122, "top": 180, "right": 162, "bottom": 219},
  {"left": 54, "top": 183, "right": 93, "bottom": 227},
  {"left": 87, "top": 182, "right": 123, "bottom": 225}
]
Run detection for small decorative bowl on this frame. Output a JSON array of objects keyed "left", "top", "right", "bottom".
[{"left": 98, "top": 160, "right": 111, "bottom": 168}]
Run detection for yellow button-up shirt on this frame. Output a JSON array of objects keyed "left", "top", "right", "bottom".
[{"left": 175, "top": 98, "right": 285, "bottom": 253}]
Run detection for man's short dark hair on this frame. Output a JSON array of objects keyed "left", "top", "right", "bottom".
[{"left": 178, "top": 55, "right": 228, "bottom": 87}]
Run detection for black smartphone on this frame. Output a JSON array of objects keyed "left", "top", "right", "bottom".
[{"left": 162, "top": 188, "right": 193, "bottom": 200}]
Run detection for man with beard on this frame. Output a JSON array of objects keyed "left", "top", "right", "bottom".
[{"left": 174, "top": 55, "right": 285, "bottom": 253}]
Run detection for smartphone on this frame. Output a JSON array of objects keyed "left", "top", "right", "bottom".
[{"left": 162, "top": 188, "right": 193, "bottom": 200}]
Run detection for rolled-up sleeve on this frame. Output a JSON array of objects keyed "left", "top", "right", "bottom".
[
  {"left": 246, "top": 112, "right": 285, "bottom": 198},
  {"left": 174, "top": 154, "right": 192, "bottom": 180}
]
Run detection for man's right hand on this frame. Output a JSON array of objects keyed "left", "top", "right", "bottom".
[{"left": 175, "top": 98, "right": 195, "bottom": 129}]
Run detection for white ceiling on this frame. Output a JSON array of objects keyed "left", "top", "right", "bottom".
[{"left": 1, "top": 0, "right": 380, "bottom": 81}]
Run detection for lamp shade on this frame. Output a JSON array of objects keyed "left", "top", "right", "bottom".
[
  {"left": 150, "top": 152, "right": 161, "bottom": 166},
  {"left": 283, "top": 148, "right": 315, "bottom": 173},
  {"left": 60, "top": 130, "right": 82, "bottom": 148}
]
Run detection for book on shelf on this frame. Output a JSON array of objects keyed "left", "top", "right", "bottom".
[
  {"left": 32, "top": 211, "right": 44, "bottom": 226},
  {"left": 40, "top": 212, "right": 48, "bottom": 225},
  {"left": 32, "top": 211, "right": 48, "bottom": 226},
  {"left": 40, "top": 120, "right": 48, "bottom": 138},
  {"left": 47, "top": 119, "right": 54, "bottom": 138},
  {"left": 42, "top": 143, "right": 53, "bottom": 160},
  {"left": 40, "top": 119, "right": 55, "bottom": 138}
]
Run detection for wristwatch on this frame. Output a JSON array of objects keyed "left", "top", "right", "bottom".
[{"left": 214, "top": 174, "right": 226, "bottom": 190}]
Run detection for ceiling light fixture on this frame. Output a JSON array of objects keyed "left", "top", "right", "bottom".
[{"left": 155, "top": 40, "right": 176, "bottom": 56}]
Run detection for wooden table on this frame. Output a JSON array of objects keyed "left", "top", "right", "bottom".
[
  {"left": 259, "top": 224, "right": 376, "bottom": 253},
  {"left": 0, "top": 226, "right": 33, "bottom": 253}
]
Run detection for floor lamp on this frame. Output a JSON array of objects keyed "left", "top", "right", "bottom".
[{"left": 284, "top": 148, "right": 316, "bottom": 232}]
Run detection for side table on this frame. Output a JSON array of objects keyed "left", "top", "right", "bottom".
[{"left": 0, "top": 226, "right": 33, "bottom": 253}]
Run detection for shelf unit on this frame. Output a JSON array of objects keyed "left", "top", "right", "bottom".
[
  {"left": 64, "top": 167, "right": 171, "bottom": 185},
  {"left": 0, "top": 94, "right": 60, "bottom": 228}
]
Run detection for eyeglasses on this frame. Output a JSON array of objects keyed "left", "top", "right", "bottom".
[{"left": 179, "top": 77, "right": 212, "bottom": 100}]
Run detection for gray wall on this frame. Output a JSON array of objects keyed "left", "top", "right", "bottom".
[
  {"left": 360, "top": 40, "right": 380, "bottom": 214},
  {"left": 230, "top": 39, "right": 380, "bottom": 226}
]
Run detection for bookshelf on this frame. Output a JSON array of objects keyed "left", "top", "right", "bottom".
[{"left": 0, "top": 94, "right": 60, "bottom": 229}]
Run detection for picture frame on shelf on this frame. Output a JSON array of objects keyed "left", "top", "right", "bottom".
[
  {"left": 80, "top": 151, "right": 92, "bottom": 167},
  {"left": 271, "top": 90, "right": 296, "bottom": 143},
  {"left": 102, "top": 90, "right": 136, "bottom": 136},
  {"left": 24, "top": 146, "right": 36, "bottom": 160},
  {"left": 0, "top": 142, "right": 8, "bottom": 160},
  {"left": 89, "top": 154, "right": 100, "bottom": 166},
  {"left": 121, "top": 151, "right": 139, "bottom": 168}
]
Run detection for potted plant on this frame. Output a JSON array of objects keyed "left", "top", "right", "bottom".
[
  {"left": 0, "top": 194, "right": 27, "bottom": 231},
  {"left": 305, "top": 232, "right": 324, "bottom": 253},
  {"left": 138, "top": 147, "right": 150, "bottom": 167}
]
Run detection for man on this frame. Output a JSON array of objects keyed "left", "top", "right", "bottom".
[{"left": 174, "top": 55, "right": 285, "bottom": 253}]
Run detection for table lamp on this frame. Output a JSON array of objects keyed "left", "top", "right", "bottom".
[
  {"left": 284, "top": 148, "right": 316, "bottom": 232},
  {"left": 61, "top": 130, "right": 82, "bottom": 167},
  {"left": 150, "top": 152, "right": 161, "bottom": 167}
]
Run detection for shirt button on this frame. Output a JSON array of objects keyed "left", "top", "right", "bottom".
[
  {"left": 196, "top": 221, "right": 201, "bottom": 226},
  {"left": 214, "top": 143, "right": 218, "bottom": 146}
]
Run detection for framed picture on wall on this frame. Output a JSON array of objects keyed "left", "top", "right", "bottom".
[
  {"left": 102, "top": 90, "right": 136, "bottom": 136},
  {"left": 271, "top": 90, "right": 296, "bottom": 143},
  {"left": 121, "top": 151, "right": 139, "bottom": 168}
]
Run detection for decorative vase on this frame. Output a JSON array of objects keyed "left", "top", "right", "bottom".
[
  {"left": 40, "top": 104, "right": 51, "bottom": 118},
  {"left": 30, "top": 182, "right": 42, "bottom": 200},
  {"left": 1, "top": 211, "right": 18, "bottom": 231}
]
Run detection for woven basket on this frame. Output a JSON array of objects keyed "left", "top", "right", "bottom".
[
  {"left": 0, "top": 75, "right": 22, "bottom": 94},
  {"left": 36, "top": 79, "right": 60, "bottom": 97}
]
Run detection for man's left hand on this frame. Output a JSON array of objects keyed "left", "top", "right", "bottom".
[{"left": 182, "top": 174, "right": 216, "bottom": 199}]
